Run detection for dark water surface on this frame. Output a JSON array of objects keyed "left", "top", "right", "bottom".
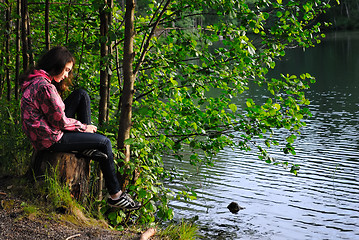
[{"left": 164, "top": 32, "right": 359, "bottom": 240}]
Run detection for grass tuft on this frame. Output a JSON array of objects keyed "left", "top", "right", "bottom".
[{"left": 158, "top": 220, "right": 199, "bottom": 240}]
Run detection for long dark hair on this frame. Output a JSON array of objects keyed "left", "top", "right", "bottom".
[{"left": 20, "top": 46, "right": 75, "bottom": 94}]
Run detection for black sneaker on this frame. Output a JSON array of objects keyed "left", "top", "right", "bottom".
[
  {"left": 107, "top": 192, "right": 141, "bottom": 210},
  {"left": 79, "top": 149, "right": 108, "bottom": 160}
]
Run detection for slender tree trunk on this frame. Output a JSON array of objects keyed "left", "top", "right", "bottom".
[
  {"left": 107, "top": 43, "right": 112, "bottom": 119},
  {"left": 0, "top": 43, "right": 4, "bottom": 98},
  {"left": 97, "top": 0, "right": 113, "bottom": 201},
  {"left": 27, "top": 10, "right": 34, "bottom": 66},
  {"left": 117, "top": 0, "right": 170, "bottom": 188},
  {"left": 15, "top": 0, "right": 21, "bottom": 100},
  {"left": 75, "top": 26, "right": 86, "bottom": 82},
  {"left": 117, "top": 0, "right": 135, "bottom": 189},
  {"left": 45, "top": 0, "right": 50, "bottom": 50},
  {"left": 5, "top": 0, "right": 11, "bottom": 101},
  {"left": 65, "top": 0, "right": 72, "bottom": 44},
  {"left": 344, "top": 1, "right": 350, "bottom": 19},
  {"left": 21, "top": 0, "right": 29, "bottom": 70},
  {"left": 99, "top": 0, "right": 112, "bottom": 125},
  {"left": 115, "top": 45, "right": 123, "bottom": 115}
]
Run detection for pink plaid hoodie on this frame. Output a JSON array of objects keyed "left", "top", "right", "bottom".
[{"left": 21, "top": 70, "right": 87, "bottom": 150}]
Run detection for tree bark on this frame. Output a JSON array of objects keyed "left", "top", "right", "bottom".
[
  {"left": 99, "top": 0, "right": 113, "bottom": 125},
  {"left": 117, "top": 0, "right": 135, "bottom": 190},
  {"left": 65, "top": 0, "right": 72, "bottom": 44},
  {"left": 21, "top": 0, "right": 29, "bottom": 70},
  {"left": 5, "top": 0, "right": 11, "bottom": 101},
  {"left": 29, "top": 151, "right": 91, "bottom": 202},
  {"left": 15, "top": 0, "right": 21, "bottom": 100},
  {"left": 0, "top": 43, "right": 4, "bottom": 98},
  {"left": 45, "top": 0, "right": 50, "bottom": 50}
]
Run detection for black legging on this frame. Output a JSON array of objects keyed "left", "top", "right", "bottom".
[{"left": 49, "top": 89, "right": 120, "bottom": 195}]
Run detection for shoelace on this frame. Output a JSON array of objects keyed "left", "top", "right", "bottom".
[
  {"left": 123, "top": 193, "right": 137, "bottom": 206},
  {"left": 82, "top": 149, "right": 96, "bottom": 156}
]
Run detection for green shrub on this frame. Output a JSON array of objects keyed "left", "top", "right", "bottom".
[{"left": 0, "top": 99, "right": 32, "bottom": 177}]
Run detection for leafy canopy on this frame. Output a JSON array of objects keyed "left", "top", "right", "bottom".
[
  {"left": 114, "top": 0, "right": 330, "bottom": 223},
  {"left": 128, "top": 0, "right": 327, "bottom": 167}
]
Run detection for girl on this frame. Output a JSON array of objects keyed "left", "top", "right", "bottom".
[{"left": 20, "top": 46, "right": 140, "bottom": 210}]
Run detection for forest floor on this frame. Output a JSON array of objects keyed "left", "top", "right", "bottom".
[{"left": 0, "top": 176, "right": 157, "bottom": 240}]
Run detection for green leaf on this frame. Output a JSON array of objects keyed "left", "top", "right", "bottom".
[
  {"left": 229, "top": 103, "right": 237, "bottom": 113},
  {"left": 124, "top": 138, "right": 135, "bottom": 145},
  {"left": 159, "top": 134, "right": 167, "bottom": 142},
  {"left": 274, "top": 103, "right": 281, "bottom": 110},
  {"left": 170, "top": 78, "right": 178, "bottom": 86},
  {"left": 108, "top": 212, "right": 117, "bottom": 221},
  {"left": 246, "top": 99, "right": 254, "bottom": 108}
]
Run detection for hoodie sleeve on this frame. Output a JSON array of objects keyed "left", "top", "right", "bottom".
[{"left": 38, "top": 83, "right": 87, "bottom": 132}]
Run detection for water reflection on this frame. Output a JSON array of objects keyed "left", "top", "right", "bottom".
[{"left": 164, "top": 32, "right": 359, "bottom": 240}]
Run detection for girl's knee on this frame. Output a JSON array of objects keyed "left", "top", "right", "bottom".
[
  {"left": 76, "top": 88, "right": 90, "bottom": 99},
  {"left": 98, "top": 135, "right": 113, "bottom": 155}
]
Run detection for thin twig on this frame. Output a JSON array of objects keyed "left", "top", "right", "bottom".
[
  {"left": 65, "top": 234, "right": 81, "bottom": 240},
  {"left": 134, "top": 0, "right": 171, "bottom": 76}
]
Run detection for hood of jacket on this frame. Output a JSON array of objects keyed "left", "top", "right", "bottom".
[{"left": 21, "top": 69, "right": 52, "bottom": 92}]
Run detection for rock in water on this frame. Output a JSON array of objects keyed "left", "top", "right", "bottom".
[{"left": 227, "top": 201, "right": 244, "bottom": 213}]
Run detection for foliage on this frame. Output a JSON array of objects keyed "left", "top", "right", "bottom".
[
  {"left": 110, "top": 0, "right": 330, "bottom": 225},
  {"left": 0, "top": 0, "right": 333, "bottom": 227},
  {"left": 0, "top": 99, "right": 32, "bottom": 176}
]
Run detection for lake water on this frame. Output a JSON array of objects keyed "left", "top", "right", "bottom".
[{"left": 164, "top": 32, "right": 359, "bottom": 239}]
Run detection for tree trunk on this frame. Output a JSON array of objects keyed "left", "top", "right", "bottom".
[
  {"left": 27, "top": 13, "right": 34, "bottom": 66},
  {"left": 117, "top": 0, "right": 135, "bottom": 190},
  {"left": 65, "top": 0, "right": 72, "bottom": 44},
  {"left": 5, "top": 0, "right": 11, "bottom": 101},
  {"left": 0, "top": 43, "right": 4, "bottom": 98},
  {"left": 45, "top": 0, "right": 50, "bottom": 50},
  {"left": 29, "top": 151, "right": 91, "bottom": 202},
  {"left": 344, "top": 1, "right": 350, "bottom": 19},
  {"left": 15, "top": 0, "right": 21, "bottom": 100},
  {"left": 117, "top": 0, "right": 170, "bottom": 189},
  {"left": 99, "top": 0, "right": 113, "bottom": 125},
  {"left": 21, "top": 0, "right": 29, "bottom": 70}
]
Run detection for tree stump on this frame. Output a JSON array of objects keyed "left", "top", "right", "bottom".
[{"left": 29, "top": 150, "right": 91, "bottom": 202}]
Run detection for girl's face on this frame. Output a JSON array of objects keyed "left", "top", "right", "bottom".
[{"left": 53, "top": 62, "right": 73, "bottom": 83}]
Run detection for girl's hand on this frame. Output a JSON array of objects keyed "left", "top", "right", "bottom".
[{"left": 85, "top": 124, "right": 97, "bottom": 133}]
